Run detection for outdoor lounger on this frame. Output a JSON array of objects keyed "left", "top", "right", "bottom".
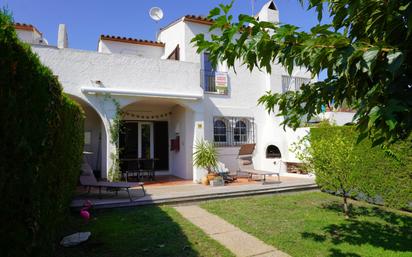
[
  {"left": 79, "top": 162, "right": 145, "bottom": 201},
  {"left": 237, "top": 144, "right": 280, "bottom": 184},
  {"left": 214, "top": 161, "right": 237, "bottom": 183}
]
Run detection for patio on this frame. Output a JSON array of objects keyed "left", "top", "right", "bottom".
[{"left": 71, "top": 174, "right": 317, "bottom": 208}]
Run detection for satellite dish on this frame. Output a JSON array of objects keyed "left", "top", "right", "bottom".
[{"left": 149, "top": 7, "right": 164, "bottom": 22}]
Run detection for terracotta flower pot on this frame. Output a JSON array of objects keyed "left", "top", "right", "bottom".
[
  {"left": 207, "top": 173, "right": 217, "bottom": 181},
  {"left": 201, "top": 176, "right": 209, "bottom": 185}
]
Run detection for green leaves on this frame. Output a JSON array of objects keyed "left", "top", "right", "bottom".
[
  {"left": 191, "top": 0, "right": 412, "bottom": 145},
  {"left": 386, "top": 51, "right": 404, "bottom": 75},
  {"left": 193, "top": 139, "right": 219, "bottom": 173}
]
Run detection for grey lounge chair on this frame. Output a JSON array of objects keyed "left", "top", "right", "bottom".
[
  {"left": 237, "top": 144, "right": 280, "bottom": 184},
  {"left": 79, "top": 163, "right": 145, "bottom": 201}
]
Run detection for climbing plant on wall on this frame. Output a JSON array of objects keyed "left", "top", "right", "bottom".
[{"left": 103, "top": 94, "right": 122, "bottom": 182}]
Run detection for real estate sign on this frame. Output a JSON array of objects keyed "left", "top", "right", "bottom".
[{"left": 215, "top": 72, "right": 228, "bottom": 94}]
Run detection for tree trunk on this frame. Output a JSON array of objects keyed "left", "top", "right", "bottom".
[{"left": 343, "top": 195, "right": 349, "bottom": 219}]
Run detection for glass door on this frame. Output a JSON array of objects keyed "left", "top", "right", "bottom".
[{"left": 138, "top": 122, "right": 154, "bottom": 159}]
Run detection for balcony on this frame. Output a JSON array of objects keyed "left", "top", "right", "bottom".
[
  {"left": 281, "top": 75, "right": 311, "bottom": 92},
  {"left": 201, "top": 70, "right": 228, "bottom": 95}
]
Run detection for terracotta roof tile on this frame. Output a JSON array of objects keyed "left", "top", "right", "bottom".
[
  {"left": 100, "top": 35, "right": 165, "bottom": 47},
  {"left": 183, "top": 15, "right": 214, "bottom": 25},
  {"left": 161, "top": 14, "right": 250, "bottom": 32},
  {"left": 14, "top": 22, "right": 42, "bottom": 35}
]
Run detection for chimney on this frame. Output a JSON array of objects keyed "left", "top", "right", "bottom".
[
  {"left": 57, "top": 24, "right": 68, "bottom": 48},
  {"left": 256, "top": 0, "right": 279, "bottom": 23}
]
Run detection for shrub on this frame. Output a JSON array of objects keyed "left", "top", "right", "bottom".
[
  {"left": 193, "top": 139, "right": 219, "bottom": 174},
  {"left": 0, "top": 10, "right": 84, "bottom": 256},
  {"left": 309, "top": 125, "right": 412, "bottom": 211}
]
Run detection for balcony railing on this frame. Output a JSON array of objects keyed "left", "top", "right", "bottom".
[
  {"left": 282, "top": 75, "right": 311, "bottom": 92},
  {"left": 201, "top": 70, "right": 228, "bottom": 95}
]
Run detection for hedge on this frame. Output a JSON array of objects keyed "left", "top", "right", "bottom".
[
  {"left": 310, "top": 125, "right": 412, "bottom": 210},
  {"left": 0, "top": 11, "right": 84, "bottom": 256}
]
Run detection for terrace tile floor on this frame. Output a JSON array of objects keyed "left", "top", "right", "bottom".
[{"left": 71, "top": 174, "right": 316, "bottom": 209}]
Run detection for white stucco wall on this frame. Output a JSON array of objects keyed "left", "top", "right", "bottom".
[
  {"left": 74, "top": 97, "right": 104, "bottom": 173},
  {"left": 16, "top": 29, "right": 46, "bottom": 45},
  {"left": 321, "top": 111, "right": 356, "bottom": 125},
  {"left": 21, "top": 6, "right": 317, "bottom": 180},
  {"left": 170, "top": 105, "right": 188, "bottom": 178},
  {"left": 158, "top": 20, "right": 186, "bottom": 59},
  {"left": 31, "top": 45, "right": 201, "bottom": 98},
  {"left": 98, "top": 40, "right": 164, "bottom": 59}
]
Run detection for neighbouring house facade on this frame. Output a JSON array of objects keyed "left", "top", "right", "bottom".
[{"left": 15, "top": 1, "right": 353, "bottom": 181}]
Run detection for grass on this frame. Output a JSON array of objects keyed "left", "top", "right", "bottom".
[
  {"left": 200, "top": 191, "right": 412, "bottom": 257},
  {"left": 56, "top": 205, "right": 234, "bottom": 257}
]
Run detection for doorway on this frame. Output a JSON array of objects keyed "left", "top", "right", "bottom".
[{"left": 120, "top": 121, "right": 169, "bottom": 171}]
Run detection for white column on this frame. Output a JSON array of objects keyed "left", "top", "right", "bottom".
[
  {"left": 101, "top": 99, "right": 118, "bottom": 180},
  {"left": 192, "top": 110, "right": 205, "bottom": 182}
]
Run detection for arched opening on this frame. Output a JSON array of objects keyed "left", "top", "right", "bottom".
[
  {"left": 266, "top": 145, "right": 281, "bottom": 158},
  {"left": 67, "top": 95, "right": 107, "bottom": 179},
  {"left": 119, "top": 99, "right": 194, "bottom": 180}
]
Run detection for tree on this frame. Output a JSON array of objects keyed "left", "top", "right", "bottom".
[
  {"left": 292, "top": 123, "right": 359, "bottom": 218},
  {"left": 192, "top": 0, "right": 412, "bottom": 145},
  {"left": 0, "top": 10, "right": 84, "bottom": 256}
]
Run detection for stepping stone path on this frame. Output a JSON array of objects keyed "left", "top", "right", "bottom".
[{"left": 174, "top": 205, "right": 290, "bottom": 257}]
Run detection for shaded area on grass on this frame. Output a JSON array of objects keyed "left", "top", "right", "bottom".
[
  {"left": 200, "top": 192, "right": 412, "bottom": 257},
  {"left": 303, "top": 203, "right": 412, "bottom": 253},
  {"left": 56, "top": 205, "right": 234, "bottom": 257}
]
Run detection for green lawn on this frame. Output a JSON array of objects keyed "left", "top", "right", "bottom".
[
  {"left": 200, "top": 191, "right": 412, "bottom": 257},
  {"left": 57, "top": 205, "right": 234, "bottom": 257}
]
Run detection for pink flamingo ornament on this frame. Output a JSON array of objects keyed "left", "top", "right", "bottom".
[{"left": 80, "top": 200, "right": 92, "bottom": 223}]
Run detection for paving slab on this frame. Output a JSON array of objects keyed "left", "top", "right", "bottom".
[
  {"left": 174, "top": 205, "right": 291, "bottom": 257},
  {"left": 71, "top": 175, "right": 317, "bottom": 208}
]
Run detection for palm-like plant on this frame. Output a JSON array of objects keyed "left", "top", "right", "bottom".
[{"left": 193, "top": 139, "right": 219, "bottom": 174}]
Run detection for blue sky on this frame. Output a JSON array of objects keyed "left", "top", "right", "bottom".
[{"left": 2, "top": 0, "right": 328, "bottom": 51}]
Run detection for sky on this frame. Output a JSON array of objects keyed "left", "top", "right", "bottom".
[{"left": 1, "top": 0, "right": 329, "bottom": 51}]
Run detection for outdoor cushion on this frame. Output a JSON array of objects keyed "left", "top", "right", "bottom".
[{"left": 242, "top": 160, "right": 252, "bottom": 165}]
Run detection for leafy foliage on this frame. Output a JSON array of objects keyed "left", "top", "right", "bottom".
[
  {"left": 192, "top": 0, "right": 412, "bottom": 145},
  {"left": 294, "top": 124, "right": 359, "bottom": 217},
  {"left": 0, "top": 11, "right": 84, "bottom": 256},
  {"left": 193, "top": 139, "right": 219, "bottom": 174},
  {"left": 104, "top": 94, "right": 122, "bottom": 182},
  {"left": 297, "top": 125, "right": 412, "bottom": 211}
]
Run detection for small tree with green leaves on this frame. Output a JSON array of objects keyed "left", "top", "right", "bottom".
[
  {"left": 193, "top": 139, "right": 219, "bottom": 174},
  {"left": 293, "top": 125, "right": 359, "bottom": 218}
]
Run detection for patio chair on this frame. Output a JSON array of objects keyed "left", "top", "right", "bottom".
[
  {"left": 139, "top": 159, "right": 155, "bottom": 181},
  {"left": 79, "top": 162, "right": 145, "bottom": 201},
  {"left": 237, "top": 144, "right": 280, "bottom": 184}
]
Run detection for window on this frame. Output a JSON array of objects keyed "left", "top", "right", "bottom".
[
  {"left": 213, "top": 119, "right": 227, "bottom": 143},
  {"left": 282, "top": 75, "right": 311, "bottom": 92},
  {"left": 266, "top": 145, "right": 281, "bottom": 158},
  {"left": 201, "top": 53, "right": 228, "bottom": 94},
  {"left": 167, "top": 44, "right": 180, "bottom": 60},
  {"left": 234, "top": 120, "right": 247, "bottom": 143},
  {"left": 213, "top": 117, "right": 255, "bottom": 147}
]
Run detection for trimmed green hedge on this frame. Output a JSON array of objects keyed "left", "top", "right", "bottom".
[
  {"left": 0, "top": 11, "right": 84, "bottom": 256},
  {"left": 310, "top": 126, "right": 412, "bottom": 210}
]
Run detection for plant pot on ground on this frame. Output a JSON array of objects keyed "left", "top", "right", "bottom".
[{"left": 193, "top": 139, "right": 219, "bottom": 185}]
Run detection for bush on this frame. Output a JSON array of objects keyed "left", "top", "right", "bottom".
[
  {"left": 0, "top": 11, "right": 84, "bottom": 256},
  {"left": 310, "top": 125, "right": 412, "bottom": 210}
]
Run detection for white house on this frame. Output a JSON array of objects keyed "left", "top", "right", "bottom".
[{"left": 15, "top": 1, "right": 350, "bottom": 181}]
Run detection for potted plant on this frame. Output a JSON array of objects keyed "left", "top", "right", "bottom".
[{"left": 193, "top": 139, "right": 219, "bottom": 185}]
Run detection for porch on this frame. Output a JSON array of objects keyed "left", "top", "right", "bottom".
[{"left": 71, "top": 174, "right": 317, "bottom": 208}]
